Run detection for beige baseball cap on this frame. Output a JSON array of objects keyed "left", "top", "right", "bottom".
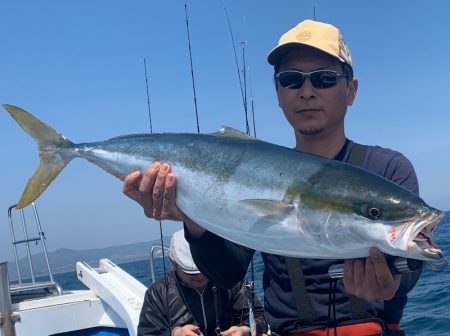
[
  {"left": 267, "top": 19, "right": 352, "bottom": 67},
  {"left": 169, "top": 229, "right": 201, "bottom": 274}
]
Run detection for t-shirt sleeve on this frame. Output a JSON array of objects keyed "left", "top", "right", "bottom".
[{"left": 364, "top": 146, "right": 419, "bottom": 194}]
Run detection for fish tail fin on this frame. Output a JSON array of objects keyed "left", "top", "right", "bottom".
[{"left": 3, "top": 104, "right": 75, "bottom": 209}]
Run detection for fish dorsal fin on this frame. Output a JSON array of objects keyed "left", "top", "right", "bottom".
[{"left": 213, "top": 126, "right": 256, "bottom": 140}]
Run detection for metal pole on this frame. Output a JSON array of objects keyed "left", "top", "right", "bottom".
[
  {"left": 0, "top": 262, "right": 19, "bottom": 336},
  {"left": 8, "top": 206, "right": 22, "bottom": 284},
  {"left": 32, "top": 204, "right": 54, "bottom": 282},
  {"left": 19, "top": 209, "right": 35, "bottom": 282},
  {"left": 149, "top": 245, "right": 170, "bottom": 284}
]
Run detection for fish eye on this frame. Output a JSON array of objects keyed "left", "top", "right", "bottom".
[
  {"left": 367, "top": 207, "right": 382, "bottom": 220},
  {"left": 358, "top": 204, "right": 382, "bottom": 220}
]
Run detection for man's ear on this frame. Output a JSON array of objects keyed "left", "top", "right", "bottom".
[{"left": 347, "top": 78, "right": 358, "bottom": 106}]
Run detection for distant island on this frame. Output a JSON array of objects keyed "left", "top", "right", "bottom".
[{"left": 8, "top": 236, "right": 170, "bottom": 280}]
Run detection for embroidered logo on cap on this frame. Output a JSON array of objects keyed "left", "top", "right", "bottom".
[{"left": 296, "top": 31, "right": 312, "bottom": 42}]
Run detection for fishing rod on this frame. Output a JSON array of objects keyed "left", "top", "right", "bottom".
[
  {"left": 241, "top": 15, "right": 258, "bottom": 138},
  {"left": 328, "top": 257, "right": 423, "bottom": 279},
  {"left": 247, "top": 64, "right": 257, "bottom": 138},
  {"left": 241, "top": 40, "right": 250, "bottom": 135},
  {"left": 223, "top": 10, "right": 258, "bottom": 331},
  {"left": 223, "top": 7, "right": 250, "bottom": 136},
  {"left": 143, "top": 57, "right": 173, "bottom": 332},
  {"left": 143, "top": 58, "right": 167, "bottom": 255},
  {"left": 143, "top": 58, "right": 153, "bottom": 134},
  {"left": 184, "top": 0, "right": 201, "bottom": 133}
]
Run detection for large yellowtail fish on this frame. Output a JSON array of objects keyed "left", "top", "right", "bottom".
[{"left": 4, "top": 104, "right": 447, "bottom": 270}]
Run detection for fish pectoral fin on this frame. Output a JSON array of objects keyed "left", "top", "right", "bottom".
[{"left": 240, "top": 199, "right": 296, "bottom": 220}]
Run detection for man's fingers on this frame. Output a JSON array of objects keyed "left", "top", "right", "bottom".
[
  {"left": 152, "top": 163, "right": 170, "bottom": 218},
  {"left": 221, "top": 326, "right": 236, "bottom": 336},
  {"left": 344, "top": 248, "right": 401, "bottom": 301},
  {"left": 368, "top": 247, "right": 399, "bottom": 300},
  {"left": 343, "top": 259, "right": 354, "bottom": 290},
  {"left": 369, "top": 248, "right": 392, "bottom": 287},
  {"left": 140, "top": 162, "right": 160, "bottom": 194},
  {"left": 363, "top": 254, "right": 380, "bottom": 301},
  {"left": 122, "top": 162, "right": 185, "bottom": 221},
  {"left": 351, "top": 258, "right": 365, "bottom": 297},
  {"left": 137, "top": 162, "right": 160, "bottom": 217},
  {"left": 185, "top": 325, "right": 202, "bottom": 336},
  {"left": 161, "top": 173, "right": 178, "bottom": 216},
  {"left": 123, "top": 170, "right": 142, "bottom": 199}
]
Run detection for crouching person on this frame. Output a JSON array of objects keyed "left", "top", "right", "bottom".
[{"left": 138, "top": 229, "right": 267, "bottom": 336}]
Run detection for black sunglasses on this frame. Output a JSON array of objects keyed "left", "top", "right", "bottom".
[{"left": 276, "top": 70, "right": 346, "bottom": 89}]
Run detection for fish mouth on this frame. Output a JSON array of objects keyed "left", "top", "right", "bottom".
[{"left": 408, "top": 209, "right": 447, "bottom": 270}]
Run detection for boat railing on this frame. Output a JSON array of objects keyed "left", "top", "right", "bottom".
[
  {"left": 149, "top": 244, "right": 170, "bottom": 284},
  {"left": 0, "top": 262, "right": 21, "bottom": 335},
  {"left": 7, "top": 203, "right": 61, "bottom": 295}
]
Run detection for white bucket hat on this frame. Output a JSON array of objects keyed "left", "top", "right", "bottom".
[{"left": 169, "top": 229, "right": 201, "bottom": 274}]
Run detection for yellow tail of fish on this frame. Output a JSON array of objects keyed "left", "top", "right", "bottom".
[{"left": 3, "top": 104, "right": 74, "bottom": 209}]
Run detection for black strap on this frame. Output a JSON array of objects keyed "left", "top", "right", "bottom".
[
  {"left": 212, "top": 284, "right": 222, "bottom": 335},
  {"left": 347, "top": 142, "right": 367, "bottom": 167},
  {"left": 347, "top": 142, "right": 369, "bottom": 320},
  {"left": 286, "top": 142, "right": 369, "bottom": 324},
  {"left": 285, "top": 257, "right": 314, "bottom": 323}
]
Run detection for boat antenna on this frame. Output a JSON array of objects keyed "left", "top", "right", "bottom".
[
  {"left": 143, "top": 57, "right": 172, "bottom": 332},
  {"left": 223, "top": 7, "right": 250, "bottom": 135},
  {"left": 184, "top": 0, "right": 201, "bottom": 133}
]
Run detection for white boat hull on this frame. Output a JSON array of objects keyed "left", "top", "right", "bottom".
[{"left": 8, "top": 259, "right": 146, "bottom": 336}]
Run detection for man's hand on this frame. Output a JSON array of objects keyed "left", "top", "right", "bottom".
[
  {"left": 123, "top": 162, "right": 205, "bottom": 237},
  {"left": 123, "top": 162, "right": 184, "bottom": 221},
  {"left": 221, "top": 326, "right": 251, "bottom": 336},
  {"left": 172, "top": 324, "right": 203, "bottom": 336},
  {"left": 343, "top": 247, "right": 401, "bottom": 301}
]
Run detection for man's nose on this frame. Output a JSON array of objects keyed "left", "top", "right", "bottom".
[{"left": 299, "top": 77, "right": 316, "bottom": 100}]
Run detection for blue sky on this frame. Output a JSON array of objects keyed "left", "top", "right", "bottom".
[{"left": 1, "top": 0, "right": 449, "bottom": 261}]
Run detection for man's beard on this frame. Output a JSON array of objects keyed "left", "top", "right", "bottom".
[{"left": 298, "top": 127, "right": 324, "bottom": 136}]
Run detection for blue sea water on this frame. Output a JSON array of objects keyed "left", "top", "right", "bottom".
[{"left": 55, "top": 216, "right": 450, "bottom": 336}]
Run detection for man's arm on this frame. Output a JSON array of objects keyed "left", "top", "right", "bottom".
[{"left": 186, "top": 228, "right": 255, "bottom": 288}]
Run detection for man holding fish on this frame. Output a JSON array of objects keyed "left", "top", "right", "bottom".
[{"left": 124, "top": 20, "right": 421, "bottom": 335}]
